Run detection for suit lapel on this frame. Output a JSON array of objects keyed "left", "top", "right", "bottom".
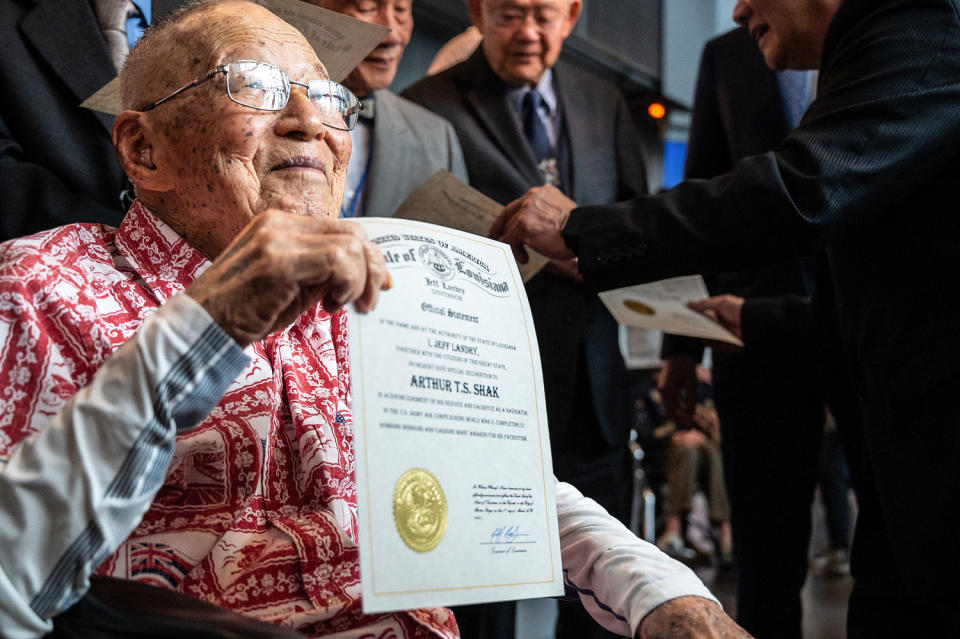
[
  {"left": 554, "top": 64, "right": 592, "bottom": 201},
  {"left": 459, "top": 52, "right": 542, "bottom": 186},
  {"left": 364, "top": 90, "right": 414, "bottom": 217},
  {"left": 19, "top": 0, "right": 117, "bottom": 134}
]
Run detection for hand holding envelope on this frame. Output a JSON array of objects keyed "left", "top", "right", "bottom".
[
  {"left": 687, "top": 294, "right": 745, "bottom": 342},
  {"left": 599, "top": 276, "right": 744, "bottom": 347}
]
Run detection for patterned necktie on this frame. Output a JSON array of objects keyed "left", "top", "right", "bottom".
[
  {"left": 93, "top": 0, "right": 140, "bottom": 73},
  {"left": 522, "top": 89, "right": 552, "bottom": 163}
]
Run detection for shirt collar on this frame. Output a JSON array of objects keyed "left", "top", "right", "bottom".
[
  {"left": 115, "top": 200, "right": 326, "bottom": 340},
  {"left": 507, "top": 68, "right": 557, "bottom": 116},
  {"left": 131, "top": 0, "right": 151, "bottom": 24},
  {"left": 115, "top": 200, "right": 211, "bottom": 305}
]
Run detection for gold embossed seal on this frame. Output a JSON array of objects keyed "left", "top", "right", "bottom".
[
  {"left": 393, "top": 468, "right": 448, "bottom": 553},
  {"left": 623, "top": 299, "right": 656, "bottom": 316}
]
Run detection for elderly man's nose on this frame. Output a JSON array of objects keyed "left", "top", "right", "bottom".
[
  {"left": 376, "top": 7, "right": 404, "bottom": 40},
  {"left": 732, "top": 0, "right": 751, "bottom": 25},
  {"left": 275, "top": 89, "right": 326, "bottom": 140},
  {"left": 515, "top": 16, "right": 539, "bottom": 41}
]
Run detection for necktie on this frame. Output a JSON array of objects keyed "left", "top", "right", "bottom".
[
  {"left": 522, "top": 89, "right": 552, "bottom": 163},
  {"left": 93, "top": 0, "right": 140, "bottom": 72},
  {"left": 777, "top": 70, "right": 812, "bottom": 130}
]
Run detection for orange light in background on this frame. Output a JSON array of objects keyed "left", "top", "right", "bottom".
[{"left": 647, "top": 102, "right": 667, "bottom": 120}]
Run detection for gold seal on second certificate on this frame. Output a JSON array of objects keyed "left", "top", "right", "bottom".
[
  {"left": 393, "top": 468, "right": 448, "bottom": 553},
  {"left": 623, "top": 299, "right": 656, "bottom": 316}
]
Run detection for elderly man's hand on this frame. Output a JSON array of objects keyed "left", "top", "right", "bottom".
[
  {"left": 186, "top": 210, "right": 390, "bottom": 347},
  {"left": 638, "top": 597, "right": 752, "bottom": 639},
  {"left": 490, "top": 185, "right": 577, "bottom": 264}
]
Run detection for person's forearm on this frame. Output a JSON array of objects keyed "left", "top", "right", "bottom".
[
  {"left": 556, "top": 480, "right": 718, "bottom": 636},
  {"left": 0, "top": 294, "right": 248, "bottom": 634}
]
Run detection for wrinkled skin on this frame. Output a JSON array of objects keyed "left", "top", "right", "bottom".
[
  {"left": 113, "top": 2, "right": 389, "bottom": 346},
  {"left": 468, "top": 0, "right": 582, "bottom": 87},
  {"left": 310, "top": 0, "right": 413, "bottom": 95},
  {"left": 639, "top": 597, "right": 754, "bottom": 639}
]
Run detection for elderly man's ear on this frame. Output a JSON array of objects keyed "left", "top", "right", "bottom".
[{"left": 113, "top": 111, "right": 174, "bottom": 192}]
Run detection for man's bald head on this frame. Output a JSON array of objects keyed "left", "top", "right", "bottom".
[
  {"left": 112, "top": 0, "right": 350, "bottom": 260},
  {"left": 120, "top": 0, "right": 325, "bottom": 111}
]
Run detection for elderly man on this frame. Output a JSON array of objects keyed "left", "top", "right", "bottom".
[
  {"left": 403, "top": 4, "right": 647, "bottom": 635},
  {"left": 0, "top": 2, "right": 747, "bottom": 638},
  {"left": 494, "top": 0, "right": 960, "bottom": 636},
  {"left": 305, "top": 0, "right": 467, "bottom": 217}
]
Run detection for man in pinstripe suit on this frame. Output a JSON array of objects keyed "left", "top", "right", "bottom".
[{"left": 495, "top": 0, "right": 960, "bottom": 636}]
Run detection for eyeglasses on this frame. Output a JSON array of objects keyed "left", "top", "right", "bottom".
[
  {"left": 142, "top": 60, "right": 361, "bottom": 131},
  {"left": 489, "top": 4, "right": 566, "bottom": 31}
]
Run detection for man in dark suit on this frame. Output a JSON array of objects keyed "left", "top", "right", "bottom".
[
  {"left": 657, "top": 27, "right": 825, "bottom": 639},
  {"left": 0, "top": 0, "right": 182, "bottom": 242},
  {"left": 403, "top": 1, "right": 647, "bottom": 637},
  {"left": 495, "top": 0, "right": 960, "bottom": 636}
]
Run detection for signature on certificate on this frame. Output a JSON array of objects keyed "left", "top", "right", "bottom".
[{"left": 483, "top": 525, "right": 536, "bottom": 553}]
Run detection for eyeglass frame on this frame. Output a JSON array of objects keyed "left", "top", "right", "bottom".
[
  {"left": 140, "top": 59, "right": 361, "bottom": 131},
  {"left": 486, "top": 2, "right": 569, "bottom": 31}
]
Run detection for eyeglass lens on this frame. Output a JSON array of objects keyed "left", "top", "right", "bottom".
[
  {"left": 227, "top": 61, "right": 289, "bottom": 110},
  {"left": 224, "top": 61, "right": 358, "bottom": 131}
]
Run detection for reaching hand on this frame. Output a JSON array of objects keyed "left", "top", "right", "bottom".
[
  {"left": 688, "top": 295, "right": 745, "bottom": 341},
  {"left": 658, "top": 355, "right": 698, "bottom": 428},
  {"left": 490, "top": 185, "right": 577, "bottom": 264},
  {"left": 186, "top": 210, "right": 390, "bottom": 347},
  {"left": 545, "top": 257, "right": 583, "bottom": 284},
  {"left": 638, "top": 597, "right": 753, "bottom": 639}
]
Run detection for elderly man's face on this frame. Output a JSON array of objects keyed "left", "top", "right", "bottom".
[
  {"left": 144, "top": 4, "right": 351, "bottom": 254},
  {"left": 311, "top": 0, "right": 413, "bottom": 96},
  {"left": 470, "top": 0, "right": 581, "bottom": 86},
  {"left": 733, "top": 0, "right": 840, "bottom": 70}
]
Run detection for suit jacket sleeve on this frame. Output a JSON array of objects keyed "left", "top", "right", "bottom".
[
  {"left": 740, "top": 295, "right": 817, "bottom": 356},
  {"left": 564, "top": 0, "right": 960, "bottom": 292}
]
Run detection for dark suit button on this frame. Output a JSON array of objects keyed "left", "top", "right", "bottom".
[
  {"left": 636, "top": 241, "right": 648, "bottom": 255},
  {"left": 598, "top": 255, "right": 608, "bottom": 265}
]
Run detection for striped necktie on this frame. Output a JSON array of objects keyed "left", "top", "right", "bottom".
[
  {"left": 522, "top": 89, "right": 553, "bottom": 163},
  {"left": 93, "top": 0, "right": 140, "bottom": 72}
]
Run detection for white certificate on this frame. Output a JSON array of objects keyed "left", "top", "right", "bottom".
[
  {"left": 599, "top": 275, "right": 743, "bottom": 346},
  {"left": 348, "top": 218, "right": 563, "bottom": 614}
]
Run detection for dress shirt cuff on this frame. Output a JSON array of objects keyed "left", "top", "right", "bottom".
[{"left": 556, "top": 480, "right": 719, "bottom": 637}]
